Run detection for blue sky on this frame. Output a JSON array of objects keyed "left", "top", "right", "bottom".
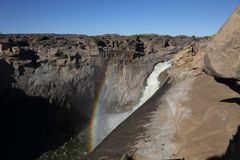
[{"left": 0, "top": 0, "right": 239, "bottom": 36}]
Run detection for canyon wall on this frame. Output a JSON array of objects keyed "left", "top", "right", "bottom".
[
  {"left": 0, "top": 34, "right": 198, "bottom": 160},
  {"left": 0, "top": 34, "right": 198, "bottom": 114}
]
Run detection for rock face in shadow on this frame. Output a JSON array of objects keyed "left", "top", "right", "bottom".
[
  {"left": 0, "top": 59, "right": 16, "bottom": 86},
  {"left": 204, "top": 5, "right": 240, "bottom": 80},
  {"left": 1, "top": 87, "right": 88, "bottom": 160},
  {"left": 0, "top": 60, "right": 88, "bottom": 160}
]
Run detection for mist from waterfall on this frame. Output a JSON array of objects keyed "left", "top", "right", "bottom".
[{"left": 94, "top": 60, "right": 172, "bottom": 148}]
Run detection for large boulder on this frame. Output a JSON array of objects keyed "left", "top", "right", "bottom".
[{"left": 204, "top": 5, "right": 240, "bottom": 80}]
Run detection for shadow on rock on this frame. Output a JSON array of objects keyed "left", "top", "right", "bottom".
[
  {"left": 214, "top": 77, "right": 240, "bottom": 94},
  {"left": 0, "top": 60, "right": 16, "bottom": 86},
  {"left": 13, "top": 49, "right": 41, "bottom": 68},
  {"left": 207, "top": 126, "right": 240, "bottom": 160},
  {"left": 1, "top": 87, "right": 88, "bottom": 160},
  {"left": 220, "top": 98, "right": 240, "bottom": 105},
  {"left": 0, "top": 59, "right": 88, "bottom": 160}
]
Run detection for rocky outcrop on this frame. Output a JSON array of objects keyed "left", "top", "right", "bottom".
[
  {"left": 0, "top": 34, "right": 197, "bottom": 111},
  {"left": 203, "top": 5, "right": 240, "bottom": 80},
  {"left": 172, "top": 41, "right": 209, "bottom": 77}
]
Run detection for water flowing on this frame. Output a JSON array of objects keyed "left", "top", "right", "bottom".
[{"left": 93, "top": 60, "right": 172, "bottom": 148}]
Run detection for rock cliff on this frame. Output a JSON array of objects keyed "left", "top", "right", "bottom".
[
  {"left": 0, "top": 34, "right": 197, "bottom": 112},
  {"left": 0, "top": 34, "right": 197, "bottom": 160}
]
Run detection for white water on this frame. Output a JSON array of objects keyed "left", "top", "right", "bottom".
[
  {"left": 106, "top": 60, "right": 172, "bottom": 130},
  {"left": 95, "top": 60, "right": 172, "bottom": 147}
]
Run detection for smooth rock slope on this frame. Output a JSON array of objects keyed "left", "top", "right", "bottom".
[{"left": 204, "top": 5, "right": 240, "bottom": 80}]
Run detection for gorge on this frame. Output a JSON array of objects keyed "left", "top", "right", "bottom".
[
  {"left": 1, "top": 4, "right": 240, "bottom": 160},
  {"left": 91, "top": 60, "right": 173, "bottom": 149},
  {"left": 0, "top": 34, "right": 197, "bottom": 160}
]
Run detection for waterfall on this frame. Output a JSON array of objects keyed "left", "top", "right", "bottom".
[{"left": 94, "top": 60, "right": 172, "bottom": 148}]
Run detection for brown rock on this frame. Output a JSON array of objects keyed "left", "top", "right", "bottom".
[
  {"left": 204, "top": 5, "right": 240, "bottom": 80},
  {"left": 173, "top": 46, "right": 193, "bottom": 67},
  {"left": 191, "top": 51, "right": 205, "bottom": 70}
]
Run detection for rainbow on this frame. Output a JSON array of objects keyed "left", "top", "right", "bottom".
[
  {"left": 88, "top": 64, "right": 114, "bottom": 151},
  {"left": 87, "top": 60, "right": 173, "bottom": 152}
]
